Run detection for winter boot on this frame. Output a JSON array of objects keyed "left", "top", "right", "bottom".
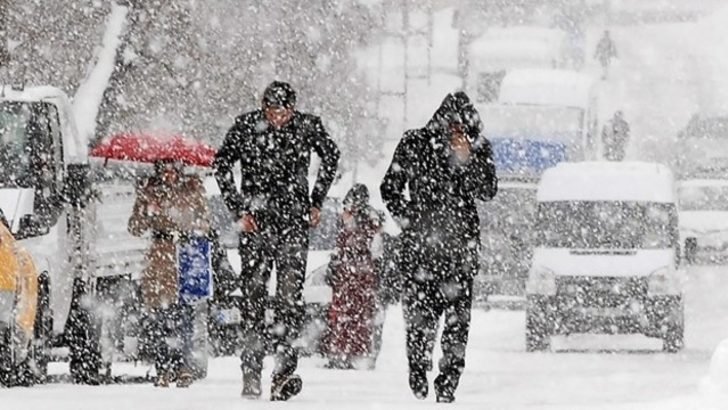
[
  {"left": 408, "top": 369, "right": 428, "bottom": 400},
  {"left": 241, "top": 369, "right": 262, "bottom": 399},
  {"left": 176, "top": 368, "right": 194, "bottom": 388},
  {"left": 154, "top": 372, "right": 170, "bottom": 388},
  {"left": 270, "top": 373, "right": 303, "bottom": 401},
  {"left": 434, "top": 374, "right": 456, "bottom": 403}
]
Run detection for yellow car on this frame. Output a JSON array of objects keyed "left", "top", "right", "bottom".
[{"left": 0, "top": 219, "right": 40, "bottom": 386}]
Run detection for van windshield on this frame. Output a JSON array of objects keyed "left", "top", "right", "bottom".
[
  {"left": 679, "top": 184, "right": 728, "bottom": 211},
  {"left": 0, "top": 101, "right": 54, "bottom": 188},
  {"left": 536, "top": 201, "right": 676, "bottom": 249}
]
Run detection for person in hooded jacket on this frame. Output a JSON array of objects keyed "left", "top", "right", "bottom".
[
  {"left": 380, "top": 91, "right": 497, "bottom": 403},
  {"left": 128, "top": 161, "right": 210, "bottom": 388},
  {"left": 324, "top": 184, "right": 383, "bottom": 370},
  {"left": 214, "top": 81, "right": 340, "bottom": 401},
  {"left": 602, "top": 110, "right": 630, "bottom": 161}
]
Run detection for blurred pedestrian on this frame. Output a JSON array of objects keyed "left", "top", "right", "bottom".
[
  {"left": 128, "top": 161, "right": 210, "bottom": 388},
  {"left": 324, "top": 184, "right": 383, "bottom": 370},
  {"left": 214, "top": 81, "right": 340, "bottom": 401},
  {"left": 381, "top": 91, "right": 497, "bottom": 403},
  {"left": 595, "top": 30, "right": 617, "bottom": 79},
  {"left": 602, "top": 110, "right": 630, "bottom": 161}
]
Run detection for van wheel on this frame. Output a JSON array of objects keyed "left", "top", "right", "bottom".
[
  {"left": 67, "top": 278, "right": 101, "bottom": 385},
  {"left": 684, "top": 238, "right": 697, "bottom": 265},
  {"left": 31, "top": 271, "right": 53, "bottom": 382},
  {"left": 525, "top": 301, "right": 551, "bottom": 352},
  {"left": 662, "top": 301, "right": 685, "bottom": 353},
  {"left": 663, "top": 327, "right": 684, "bottom": 353}
]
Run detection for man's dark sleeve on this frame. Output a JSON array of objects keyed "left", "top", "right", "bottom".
[
  {"left": 309, "top": 117, "right": 340, "bottom": 210},
  {"left": 214, "top": 121, "right": 247, "bottom": 218},
  {"left": 462, "top": 138, "right": 498, "bottom": 201},
  {"left": 380, "top": 136, "right": 412, "bottom": 223}
]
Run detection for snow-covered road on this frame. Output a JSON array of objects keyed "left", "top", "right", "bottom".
[{"left": 2, "top": 264, "right": 726, "bottom": 409}]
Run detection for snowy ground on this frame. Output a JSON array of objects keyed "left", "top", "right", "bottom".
[{"left": 2, "top": 264, "right": 727, "bottom": 409}]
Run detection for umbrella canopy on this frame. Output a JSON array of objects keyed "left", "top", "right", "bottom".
[{"left": 90, "top": 133, "right": 217, "bottom": 167}]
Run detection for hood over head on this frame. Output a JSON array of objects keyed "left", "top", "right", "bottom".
[{"left": 426, "top": 91, "right": 483, "bottom": 143}]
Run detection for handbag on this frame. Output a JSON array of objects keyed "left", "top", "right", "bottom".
[{"left": 177, "top": 235, "right": 214, "bottom": 304}]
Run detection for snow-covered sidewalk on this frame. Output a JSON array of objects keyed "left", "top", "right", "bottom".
[{"left": 4, "top": 263, "right": 728, "bottom": 409}]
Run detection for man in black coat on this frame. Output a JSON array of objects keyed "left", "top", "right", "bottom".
[
  {"left": 214, "top": 81, "right": 340, "bottom": 401},
  {"left": 380, "top": 91, "right": 497, "bottom": 403}
]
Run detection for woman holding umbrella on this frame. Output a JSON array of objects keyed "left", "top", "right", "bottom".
[{"left": 128, "top": 160, "right": 210, "bottom": 388}]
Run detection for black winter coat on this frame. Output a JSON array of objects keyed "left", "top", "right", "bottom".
[
  {"left": 214, "top": 110, "right": 340, "bottom": 224},
  {"left": 380, "top": 92, "right": 497, "bottom": 249}
]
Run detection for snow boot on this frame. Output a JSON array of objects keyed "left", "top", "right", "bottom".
[
  {"left": 270, "top": 373, "right": 303, "bottom": 401},
  {"left": 409, "top": 369, "right": 428, "bottom": 400},
  {"left": 241, "top": 370, "right": 262, "bottom": 399},
  {"left": 154, "top": 373, "right": 170, "bottom": 388},
  {"left": 434, "top": 374, "right": 456, "bottom": 403},
  {"left": 176, "top": 368, "right": 194, "bottom": 388}
]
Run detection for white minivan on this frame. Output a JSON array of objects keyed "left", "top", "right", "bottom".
[{"left": 525, "top": 162, "right": 685, "bottom": 353}]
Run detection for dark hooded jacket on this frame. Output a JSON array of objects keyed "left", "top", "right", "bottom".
[
  {"left": 213, "top": 109, "right": 340, "bottom": 225},
  {"left": 380, "top": 92, "right": 497, "bottom": 250}
]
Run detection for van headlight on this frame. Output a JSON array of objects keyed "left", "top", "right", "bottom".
[
  {"left": 647, "top": 266, "right": 679, "bottom": 296},
  {"left": 526, "top": 266, "right": 557, "bottom": 296}
]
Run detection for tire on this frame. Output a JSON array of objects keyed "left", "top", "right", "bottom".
[
  {"left": 525, "top": 297, "right": 551, "bottom": 352},
  {"left": 0, "top": 325, "right": 12, "bottom": 386},
  {"left": 31, "top": 271, "right": 53, "bottom": 383},
  {"left": 662, "top": 300, "right": 685, "bottom": 353},
  {"left": 663, "top": 327, "right": 684, "bottom": 353},
  {"left": 684, "top": 238, "right": 697, "bottom": 265},
  {"left": 67, "top": 278, "right": 101, "bottom": 385}
]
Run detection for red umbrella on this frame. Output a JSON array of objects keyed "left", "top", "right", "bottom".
[{"left": 90, "top": 133, "right": 217, "bottom": 167}]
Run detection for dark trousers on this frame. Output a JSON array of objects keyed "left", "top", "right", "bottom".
[
  {"left": 238, "top": 222, "right": 308, "bottom": 379},
  {"left": 145, "top": 304, "right": 194, "bottom": 376},
  {"left": 400, "top": 237, "right": 475, "bottom": 391}
]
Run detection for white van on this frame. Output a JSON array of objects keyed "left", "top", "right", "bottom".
[{"left": 525, "top": 162, "right": 684, "bottom": 353}]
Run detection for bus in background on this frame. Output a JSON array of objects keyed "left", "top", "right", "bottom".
[{"left": 475, "top": 68, "right": 600, "bottom": 302}]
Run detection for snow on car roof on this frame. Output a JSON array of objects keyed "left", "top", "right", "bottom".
[
  {"left": 473, "top": 26, "right": 566, "bottom": 44},
  {"left": 537, "top": 161, "right": 676, "bottom": 203},
  {"left": 498, "top": 69, "right": 596, "bottom": 109},
  {"left": 0, "top": 85, "right": 70, "bottom": 102},
  {"left": 679, "top": 178, "right": 728, "bottom": 188},
  {"left": 469, "top": 41, "right": 556, "bottom": 69}
]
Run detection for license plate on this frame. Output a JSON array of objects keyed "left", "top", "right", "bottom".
[
  {"left": 583, "top": 307, "right": 625, "bottom": 317},
  {"left": 215, "top": 308, "right": 242, "bottom": 325}
]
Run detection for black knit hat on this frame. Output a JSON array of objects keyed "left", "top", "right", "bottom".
[{"left": 262, "top": 81, "right": 296, "bottom": 109}]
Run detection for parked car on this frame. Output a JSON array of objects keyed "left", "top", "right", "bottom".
[
  {"left": 678, "top": 179, "right": 728, "bottom": 265},
  {"left": 675, "top": 114, "right": 728, "bottom": 179}
]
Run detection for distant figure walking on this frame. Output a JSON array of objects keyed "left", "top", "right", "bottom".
[
  {"left": 595, "top": 30, "right": 617, "bottom": 80},
  {"left": 602, "top": 110, "right": 630, "bottom": 161}
]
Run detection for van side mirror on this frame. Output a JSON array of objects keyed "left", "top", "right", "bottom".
[{"left": 15, "top": 214, "right": 50, "bottom": 240}]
